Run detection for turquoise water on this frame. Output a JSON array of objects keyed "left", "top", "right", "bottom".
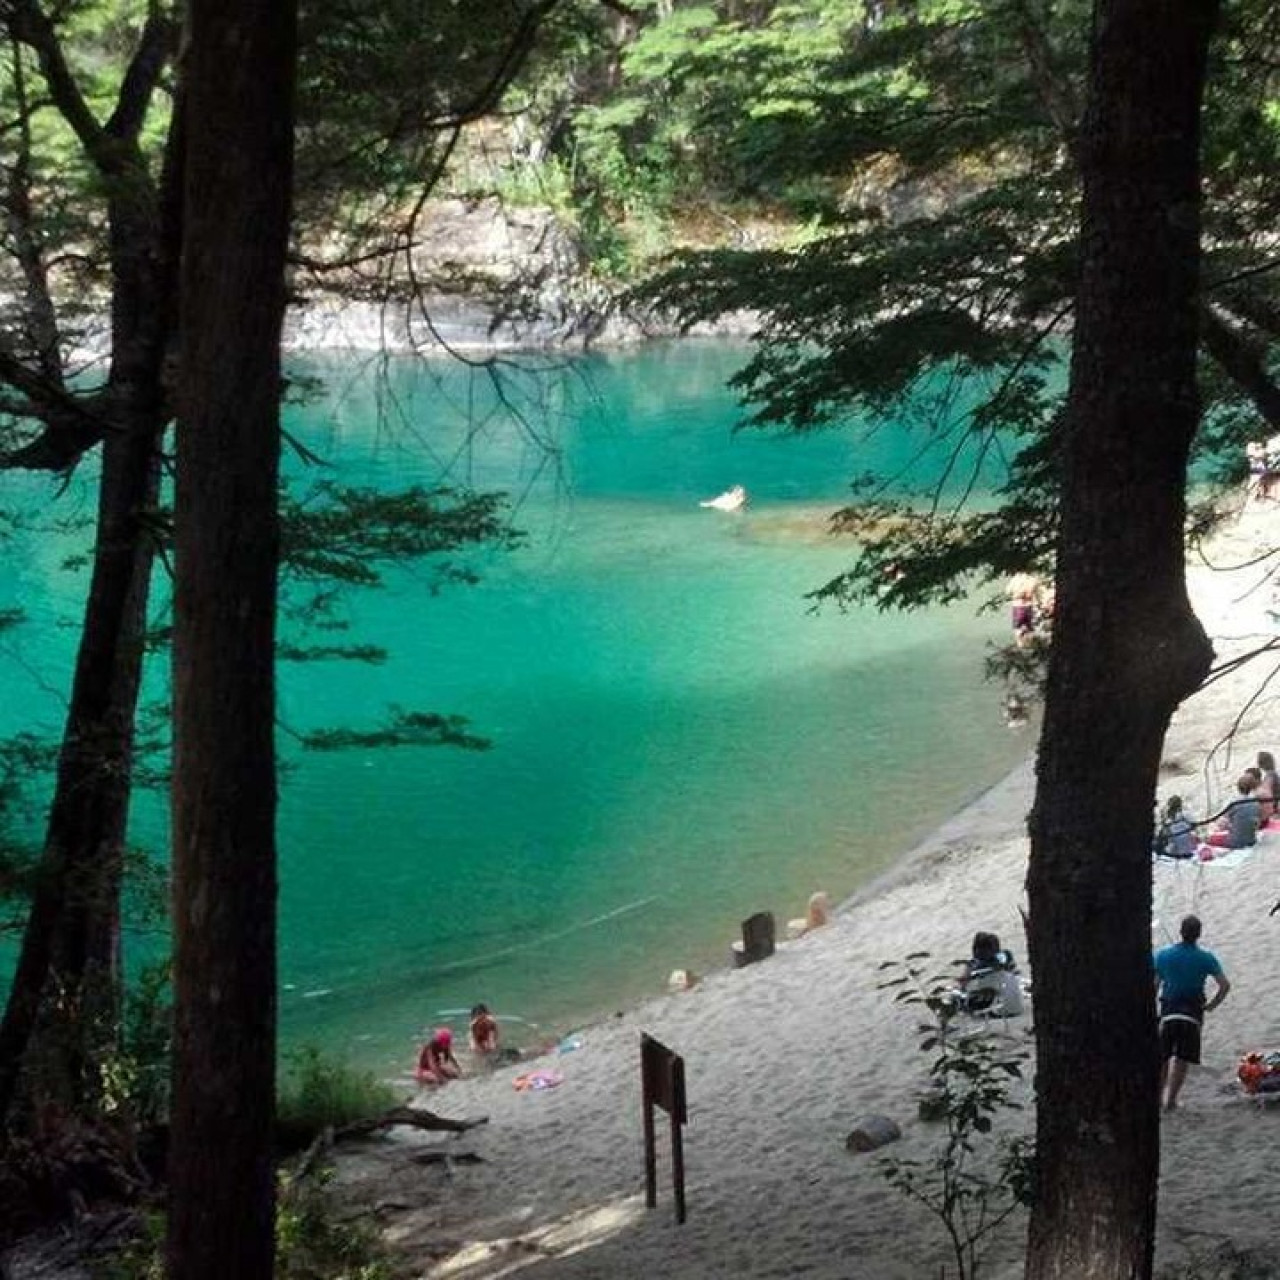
[{"left": 0, "top": 342, "right": 1029, "bottom": 1073}]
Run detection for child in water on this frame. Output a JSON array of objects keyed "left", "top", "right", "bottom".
[{"left": 469, "top": 1003, "right": 500, "bottom": 1060}]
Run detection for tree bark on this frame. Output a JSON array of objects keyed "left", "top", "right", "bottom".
[
  {"left": 1024, "top": 3, "right": 1219, "bottom": 1279},
  {"left": 165, "top": 2, "right": 295, "bottom": 1278},
  {"left": 0, "top": 426, "right": 161, "bottom": 1118},
  {"left": 0, "top": 26, "right": 182, "bottom": 1122}
]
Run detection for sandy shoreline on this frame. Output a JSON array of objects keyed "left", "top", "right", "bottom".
[{"left": 337, "top": 509, "right": 1280, "bottom": 1280}]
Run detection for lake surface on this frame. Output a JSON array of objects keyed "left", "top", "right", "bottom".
[{"left": 0, "top": 342, "right": 1030, "bottom": 1073}]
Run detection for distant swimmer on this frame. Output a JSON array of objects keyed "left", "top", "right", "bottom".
[{"left": 700, "top": 484, "right": 748, "bottom": 512}]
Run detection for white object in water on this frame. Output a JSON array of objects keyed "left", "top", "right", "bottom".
[{"left": 699, "top": 484, "right": 747, "bottom": 512}]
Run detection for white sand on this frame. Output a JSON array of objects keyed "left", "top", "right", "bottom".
[{"left": 337, "top": 508, "right": 1280, "bottom": 1279}]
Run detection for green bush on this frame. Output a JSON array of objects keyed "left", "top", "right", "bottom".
[
  {"left": 95, "top": 1172, "right": 393, "bottom": 1280},
  {"left": 276, "top": 1047, "right": 400, "bottom": 1149},
  {"left": 277, "top": 1167, "right": 392, "bottom": 1280}
]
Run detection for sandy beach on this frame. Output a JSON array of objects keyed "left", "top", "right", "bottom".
[{"left": 336, "top": 508, "right": 1280, "bottom": 1280}]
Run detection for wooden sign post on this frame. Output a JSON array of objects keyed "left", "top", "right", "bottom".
[{"left": 641, "top": 1033, "right": 688, "bottom": 1224}]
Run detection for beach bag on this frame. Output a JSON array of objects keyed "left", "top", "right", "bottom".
[{"left": 1237, "top": 1051, "right": 1280, "bottom": 1094}]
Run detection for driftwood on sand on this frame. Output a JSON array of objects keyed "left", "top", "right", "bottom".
[{"left": 333, "top": 1106, "right": 489, "bottom": 1142}]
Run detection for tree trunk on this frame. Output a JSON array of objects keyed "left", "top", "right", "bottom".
[
  {"left": 0, "top": 96, "right": 183, "bottom": 1123},
  {"left": 1024, "top": 3, "right": 1219, "bottom": 1279},
  {"left": 165, "top": 2, "right": 295, "bottom": 1277},
  {"left": 0, "top": 425, "right": 161, "bottom": 1119}
]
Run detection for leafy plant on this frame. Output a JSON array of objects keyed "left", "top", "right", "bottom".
[
  {"left": 95, "top": 1170, "right": 393, "bottom": 1280},
  {"left": 276, "top": 1165, "right": 392, "bottom": 1280},
  {"left": 276, "top": 1048, "right": 400, "bottom": 1149},
  {"left": 877, "top": 953, "right": 1034, "bottom": 1280},
  {"left": 98, "top": 962, "right": 173, "bottom": 1129}
]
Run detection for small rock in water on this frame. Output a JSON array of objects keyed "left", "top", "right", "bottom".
[{"left": 845, "top": 1115, "right": 902, "bottom": 1153}]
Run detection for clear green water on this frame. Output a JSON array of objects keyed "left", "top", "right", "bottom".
[{"left": 0, "top": 341, "right": 1028, "bottom": 1074}]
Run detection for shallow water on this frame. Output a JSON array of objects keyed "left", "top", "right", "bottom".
[{"left": 0, "top": 342, "right": 1030, "bottom": 1072}]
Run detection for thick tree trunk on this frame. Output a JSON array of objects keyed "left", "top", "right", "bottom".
[
  {"left": 1024, "top": 3, "right": 1219, "bottom": 1279},
  {"left": 0, "top": 92, "right": 183, "bottom": 1124},
  {"left": 165, "top": 2, "right": 295, "bottom": 1277},
  {"left": 0, "top": 425, "right": 160, "bottom": 1119}
]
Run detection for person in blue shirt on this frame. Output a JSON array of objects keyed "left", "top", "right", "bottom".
[{"left": 1154, "top": 915, "right": 1230, "bottom": 1112}]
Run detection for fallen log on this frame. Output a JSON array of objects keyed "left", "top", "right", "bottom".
[{"left": 333, "top": 1107, "right": 488, "bottom": 1142}]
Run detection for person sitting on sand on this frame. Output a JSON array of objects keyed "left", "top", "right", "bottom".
[
  {"left": 951, "top": 932, "right": 1022, "bottom": 1016},
  {"left": 416, "top": 1027, "right": 461, "bottom": 1086},
  {"left": 469, "top": 1003, "right": 500, "bottom": 1059},
  {"left": 1207, "top": 774, "right": 1262, "bottom": 849},
  {"left": 1154, "top": 795, "right": 1199, "bottom": 860},
  {"left": 699, "top": 484, "right": 747, "bottom": 512},
  {"left": 788, "top": 891, "right": 832, "bottom": 938},
  {"left": 961, "top": 932, "right": 1017, "bottom": 983}
]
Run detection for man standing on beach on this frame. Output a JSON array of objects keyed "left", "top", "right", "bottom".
[{"left": 1154, "top": 915, "right": 1230, "bottom": 1112}]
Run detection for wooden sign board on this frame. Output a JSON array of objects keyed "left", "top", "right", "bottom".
[{"left": 641, "top": 1033, "right": 688, "bottom": 1223}]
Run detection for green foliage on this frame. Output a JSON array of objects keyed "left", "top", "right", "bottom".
[
  {"left": 280, "top": 482, "right": 521, "bottom": 591},
  {"left": 633, "top": 0, "right": 1280, "bottom": 613},
  {"left": 877, "top": 954, "right": 1033, "bottom": 1280},
  {"left": 98, "top": 962, "right": 172, "bottom": 1129},
  {"left": 569, "top": 1, "right": 870, "bottom": 210},
  {"left": 277, "top": 1047, "right": 400, "bottom": 1147},
  {"left": 293, "top": 0, "right": 573, "bottom": 255},
  {"left": 0, "top": 733, "right": 52, "bottom": 924},
  {"left": 96, "top": 1172, "right": 392, "bottom": 1280},
  {"left": 93, "top": 1210, "right": 165, "bottom": 1280},
  {"left": 276, "top": 1166, "right": 392, "bottom": 1280},
  {"left": 297, "top": 708, "right": 490, "bottom": 753},
  {"left": 984, "top": 634, "right": 1049, "bottom": 703}
]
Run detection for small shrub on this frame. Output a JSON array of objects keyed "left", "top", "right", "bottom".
[
  {"left": 276, "top": 1047, "right": 399, "bottom": 1150},
  {"left": 93, "top": 1211, "right": 164, "bottom": 1280},
  {"left": 99, "top": 962, "right": 172, "bottom": 1128},
  {"left": 277, "top": 1166, "right": 392, "bottom": 1280},
  {"left": 877, "top": 953, "right": 1035, "bottom": 1280},
  {"left": 93, "top": 1171, "right": 393, "bottom": 1280}
]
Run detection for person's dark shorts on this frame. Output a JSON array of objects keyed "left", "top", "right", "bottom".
[{"left": 1160, "top": 1013, "right": 1203, "bottom": 1064}]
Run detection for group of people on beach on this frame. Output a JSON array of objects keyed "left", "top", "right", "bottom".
[
  {"left": 415, "top": 1003, "right": 502, "bottom": 1087},
  {"left": 951, "top": 915, "right": 1232, "bottom": 1115},
  {"left": 1154, "top": 750, "right": 1279, "bottom": 859}
]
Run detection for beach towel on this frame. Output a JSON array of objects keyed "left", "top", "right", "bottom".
[{"left": 513, "top": 1069, "right": 564, "bottom": 1093}]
